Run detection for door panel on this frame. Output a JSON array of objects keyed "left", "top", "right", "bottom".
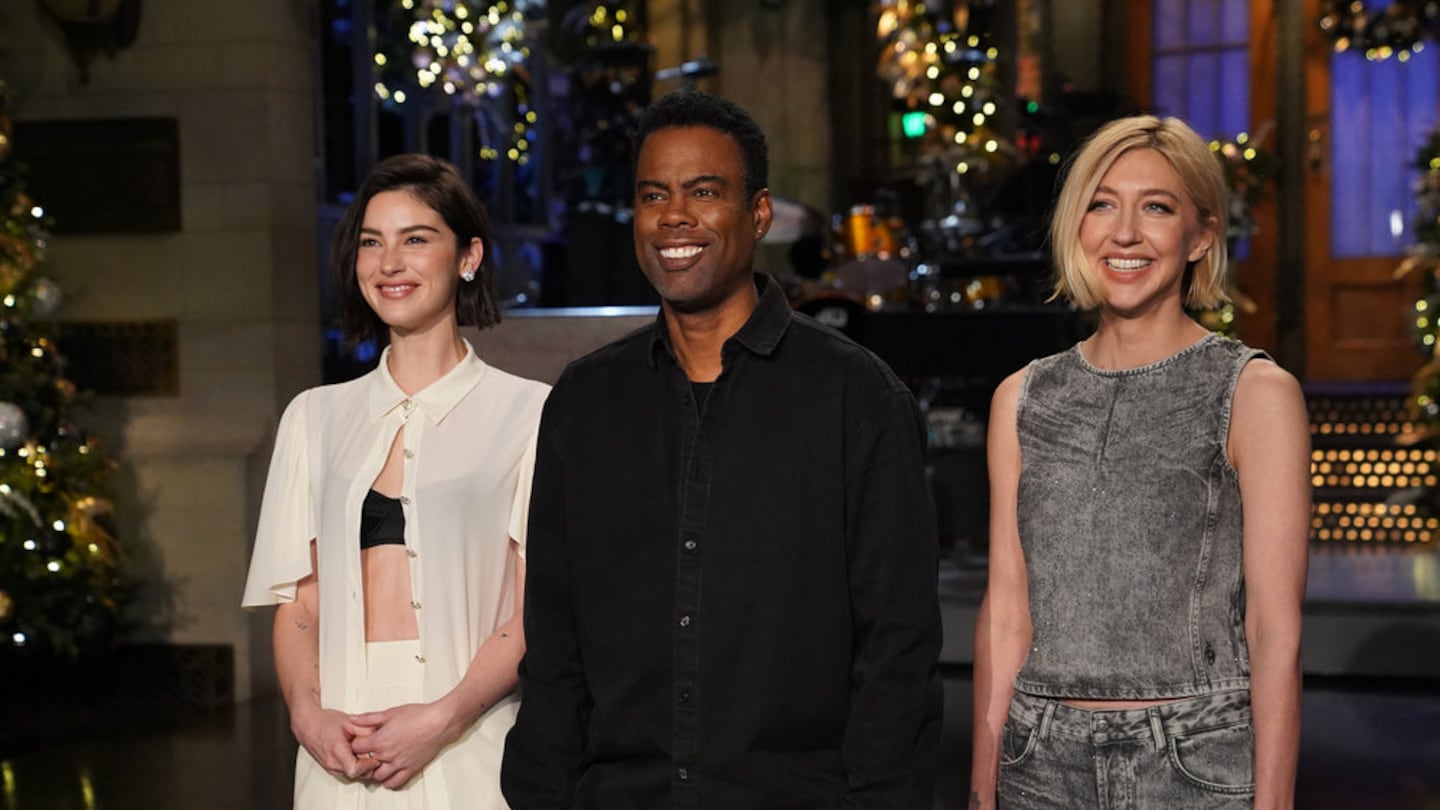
[
  {"left": 1303, "top": 0, "right": 1438, "bottom": 380},
  {"left": 1130, "top": 0, "right": 1279, "bottom": 354}
]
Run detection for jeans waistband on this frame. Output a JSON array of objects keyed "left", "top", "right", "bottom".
[{"left": 1008, "top": 689, "right": 1251, "bottom": 748}]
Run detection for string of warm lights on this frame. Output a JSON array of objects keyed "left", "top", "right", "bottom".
[
  {"left": 1182, "top": 132, "right": 1274, "bottom": 337},
  {"left": 583, "top": 2, "right": 636, "bottom": 48},
  {"left": 1401, "top": 128, "right": 1440, "bottom": 440},
  {"left": 372, "top": 0, "right": 545, "bottom": 164},
  {"left": 2, "top": 81, "right": 128, "bottom": 657},
  {"left": 1395, "top": 127, "right": 1440, "bottom": 536},
  {"left": 1318, "top": 0, "right": 1440, "bottom": 62},
  {"left": 875, "top": 0, "right": 1012, "bottom": 176}
]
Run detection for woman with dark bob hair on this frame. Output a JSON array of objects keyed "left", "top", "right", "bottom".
[
  {"left": 971, "top": 116, "right": 1310, "bottom": 809},
  {"left": 244, "top": 153, "right": 548, "bottom": 809}
]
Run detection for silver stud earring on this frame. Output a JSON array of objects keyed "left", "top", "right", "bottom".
[{"left": 461, "top": 269, "right": 476, "bottom": 282}]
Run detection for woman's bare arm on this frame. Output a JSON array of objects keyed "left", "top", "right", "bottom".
[
  {"left": 970, "top": 370, "right": 1034, "bottom": 810},
  {"left": 1230, "top": 360, "right": 1310, "bottom": 810}
]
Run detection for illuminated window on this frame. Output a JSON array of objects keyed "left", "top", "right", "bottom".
[
  {"left": 1151, "top": 0, "right": 1250, "bottom": 139},
  {"left": 1330, "top": 5, "right": 1440, "bottom": 258}
]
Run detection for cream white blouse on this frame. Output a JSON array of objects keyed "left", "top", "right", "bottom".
[{"left": 242, "top": 341, "right": 548, "bottom": 809}]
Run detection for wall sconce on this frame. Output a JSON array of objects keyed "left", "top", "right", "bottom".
[{"left": 35, "top": 0, "right": 144, "bottom": 83}]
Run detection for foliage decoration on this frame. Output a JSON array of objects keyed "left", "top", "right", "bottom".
[
  {"left": 1318, "top": 0, "right": 1440, "bottom": 62},
  {"left": 372, "top": 0, "right": 547, "bottom": 164},
  {"left": 0, "top": 81, "right": 134, "bottom": 659},
  {"left": 875, "top": 0, "right": 1013, "bottom": 176}
]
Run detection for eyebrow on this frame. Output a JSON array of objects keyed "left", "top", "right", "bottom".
[
  {"left": 359, "top": 224, "right": 443, "bottom": 235},
  {"left": 637, "top": 174, "right": 731, "bottom": 192},
  {"left": 1093, "top": 184, "right": 1182, "bottom": 202}
]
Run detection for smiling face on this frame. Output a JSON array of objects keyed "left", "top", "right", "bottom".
[
  {"left": 633, "top": 126, "right": 772, "bottom": 318},
  {"left": 355, "top": 189, "right": 483, "bottom": 339},
  {"left": 1078, "top": 147, "right": 1215, "bottom": 318}
]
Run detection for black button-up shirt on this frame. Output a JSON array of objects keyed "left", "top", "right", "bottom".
[{"left": 503, "top": 276, "right": 942, "bottom": 809}]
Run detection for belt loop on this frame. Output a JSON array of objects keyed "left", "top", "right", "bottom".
[
  {"left": 1147, "top": 707, "right": 1167, "bottom": 752},
  {"left": 1038, "top": 700, "right": 1058, "bottom": 740}
]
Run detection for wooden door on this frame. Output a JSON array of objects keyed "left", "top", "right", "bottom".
[
  {"left": 1301, "top": 0, "right": 1438, "bottom": 381},
  {"left": 1125, "top": 0, "right": 1281, "bottom": 355}
]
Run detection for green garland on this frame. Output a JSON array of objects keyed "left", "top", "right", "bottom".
[
  {"left": 1403, "top": 129, "right": 1440, "bottom": 443},
  {"left": 1191, "top": 133, "right": 1276, "bottom": 337},
  {"left": 1318, "top": 0, "right": 1440, "bottom": 61},
  {"left": 1403, "top": 129, "right": 1440, "bottom": 356}
]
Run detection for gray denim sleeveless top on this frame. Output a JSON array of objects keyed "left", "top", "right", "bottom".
[{"left": 1013, "top": 333, "right": 1267, "bottom": 700}]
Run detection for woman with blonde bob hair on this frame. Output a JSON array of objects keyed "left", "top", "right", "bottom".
[
  {"left": 1050, "top": 116, "right": 1231, "bottom": 311},
  {"left": 970, "top": 116, "right": 1310, "bottom": 809}
]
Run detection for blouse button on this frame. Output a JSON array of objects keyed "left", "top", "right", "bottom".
[
  {"left": 403, "top": 449, "right": 415, "bottom": 459},
  {"left": 679, "top": 614, "right": 691, "bottom": 628},
  {"left": 402, "top": 400, "right": 414, "bottom": 411},
  {"left": 415, "top": 655, "right": 426, "bottom": 664},
  {"left": 406, "top": 548, "right": 418, "bottom": 558},
  {"left": 399, "top": 496, "right": 411, "bottom": 505},
  {"left": 411, "top": 600, "right": 422, "bottom": 610}
]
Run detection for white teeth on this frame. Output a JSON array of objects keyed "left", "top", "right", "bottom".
[
  {"left": 660, "top": 245, "right": 703, "bottom": 259},
  {"left": 1106, "top": 257, "right": 1150, "bottom": 270}
]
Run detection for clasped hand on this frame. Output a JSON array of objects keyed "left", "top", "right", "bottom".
[
  {"left": 296, "top": 701, "right": 454, "bottom": 790},
  {"left": 347, "top": 701, "right": 455, "bottom": 789}
]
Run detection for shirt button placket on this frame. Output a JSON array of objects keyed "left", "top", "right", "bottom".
[
  {"left": 401, "top": 446, "right": 417, "bottom": 557},
  {"left": 397, "top": 420, "right": 422, "bottom": 666}
]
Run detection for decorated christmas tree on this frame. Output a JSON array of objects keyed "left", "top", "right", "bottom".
[
  {"left": 1398, "top": 129, "right": 1440, "bottom": 466},
  {"left": 876, "top": 0, "right": 1013, "bottom": 181},
  {"left": 0, "top": 80, "right": 131, "bottom": 659}
]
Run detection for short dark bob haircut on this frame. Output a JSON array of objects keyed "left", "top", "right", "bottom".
[
  {"left": 331, "top": 153, "right": 500, "bottom": 346},
  {"left": 632, "top": 90, "right": 769, "bottom": 203}
]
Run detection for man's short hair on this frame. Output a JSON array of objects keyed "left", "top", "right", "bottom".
[{"left": 633, "top": 90, "right": 769, "bottom": 202}]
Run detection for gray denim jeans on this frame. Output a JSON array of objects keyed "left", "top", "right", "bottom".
[{"left": 998, "top": 690, "right": 1255, "bottom": 809}]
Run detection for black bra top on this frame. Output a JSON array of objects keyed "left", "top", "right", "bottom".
[{"left": 360, "top": 489, "right": 406, "bottom": 549}]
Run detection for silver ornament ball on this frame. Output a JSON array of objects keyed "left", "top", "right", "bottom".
[
  {"left": 0, "top": 402, "right": 26, "bottom": 450},
  {"left": 30, "top": 278, "right": 63, "bottom": 318}
]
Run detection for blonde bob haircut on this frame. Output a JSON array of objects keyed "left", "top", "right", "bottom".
[{"left": 1049, "top": 115, "right": 1229, "bottom": 311}]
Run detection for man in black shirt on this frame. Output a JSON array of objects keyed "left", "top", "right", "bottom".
[{"left": 502, "top": 90, "right": 942, "bottom": 809}]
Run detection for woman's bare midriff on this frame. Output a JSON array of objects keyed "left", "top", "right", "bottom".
[
  {"left": 364, "top": 427, "right": 419, "bottom": 641},
  {"left": 362, "top": 545, "right": 420, "bottom": 640}
]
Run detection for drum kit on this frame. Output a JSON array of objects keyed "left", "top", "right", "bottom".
[{"left": 778, "top": 199, "right": 1015, "bottom": 314}]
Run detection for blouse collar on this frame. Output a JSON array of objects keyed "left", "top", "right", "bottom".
[{"left": 366, "top": 339, "right": 488, "bottom": 425}]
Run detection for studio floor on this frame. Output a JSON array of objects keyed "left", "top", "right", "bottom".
[
  {"left": 0, "top": 674, "right": 1435, "bottom": 809},
  {"left": 3, "top": 542, "right": 1439, "bottom": 809}
]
